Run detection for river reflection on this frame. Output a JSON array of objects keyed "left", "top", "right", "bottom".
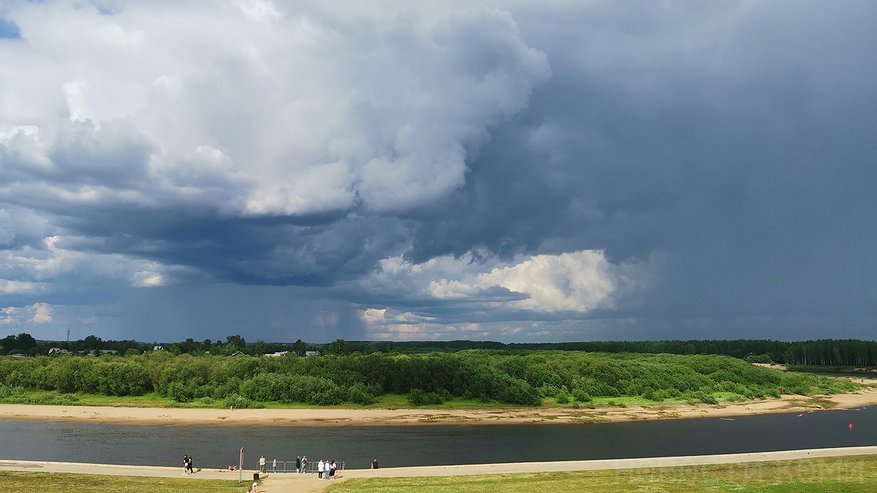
[{"left": 1, "top": 407, "right": 874, "bottom": 469}]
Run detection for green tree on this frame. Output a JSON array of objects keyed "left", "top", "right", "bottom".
[
  {"left": 81, "top": 335, "right": 102, "bottom": 350},
  {"left": 326, "top": 339, "right": 349, "bottom": 355},
  {"left": 226, "top": 335, "right": 246, "bottom": 351},
  {"left": 16, "top": 332, "right": 37, "bottom": 351},
  {"left": 0, "top": 334, "right": 17, "bottom": 353},
  {"left": 292, "top": 339, "right": 306, "bottom": 356}
]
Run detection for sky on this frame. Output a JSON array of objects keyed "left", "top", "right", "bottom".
[{"left": 1, "top": 0, "right": 876, "bottom": 343}]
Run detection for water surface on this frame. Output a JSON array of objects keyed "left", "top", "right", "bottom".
[{"left": 1, "top": 407, "right": 874, "bottom": 470}]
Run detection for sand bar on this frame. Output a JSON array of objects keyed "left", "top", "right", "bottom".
[{"left": 0, "top": 387, "right": 875, "bottom": 426}]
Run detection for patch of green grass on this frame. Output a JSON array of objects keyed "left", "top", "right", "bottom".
[
  {"left": 0, "top": 390, "right": 216, "bottom": 408},
  {"left": 0, "top": 472, "right": 249, "bottom": 493},
  {"left": 372, "top": 393, "right": 410, "bottom": 408},
  {"left": 326, "top": 456, "right": 877, "bottom": 493},
  {"left": 589, "top": 396, "right": 680, "bottom": 407},
  {"left": 0, "top": 389, "right": 521, "bottom": 411},
  {"left": 0, "top": 388, "right": 773, "bottom": 411}
]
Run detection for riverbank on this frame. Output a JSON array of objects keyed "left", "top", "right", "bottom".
[
  {"left": 331, "top": 452, "right": 877, "bottom": 493},
  {"left": 2, "top": 447, "right": 876, "bottom": 493},
  {"left": 0, "top": 386, "right": 875, "bottom": 426}
]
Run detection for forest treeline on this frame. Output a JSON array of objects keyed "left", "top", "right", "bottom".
[
  {"left": 341, "top": 339, "right": 877, "bottom": 366},
  {"left": 0, "top": 350, "right": 859, "bottom": 407},
  {"left": 2, "top": 333, "right": 876, "bottom": 367}
]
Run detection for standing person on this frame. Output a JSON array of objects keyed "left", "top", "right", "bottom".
[
  {"left": 259, "top": 455, "right": 266, "bottom": 473},
  {"left": 187, "top": 455, "right": 194, "bottom": 474},
  {"left": 272, "top": 458, "right": 276, "bottom": 472},
  {"left": 295, "top": 455, "right": 302, "bottom": 474},
  {"left": 317, "top": 459, "right": 325, "bottom": 480},
  {"left": 182, "top": 455, "right": 189, "bottom": 474},
  {"left": 329, "top": 460, "right": 336, "bottom": 479},
  {"left": 300, "top": 456, "right": 308, "bottom": 474}
]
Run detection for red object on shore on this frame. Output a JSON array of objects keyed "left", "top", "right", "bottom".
[{"left": 848, "top": 423, "right": 853, "bottom": 430}]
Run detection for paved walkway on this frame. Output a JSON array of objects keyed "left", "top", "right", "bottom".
[{"left": 3, "top": 446, "right": 876, "bottom": 492}]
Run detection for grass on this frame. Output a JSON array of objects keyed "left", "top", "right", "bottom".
[
  {"left": 326, "top": 455, "right": 877, "bottom": 493},
  {"left": 0, "top": 378, "right": 861, "bottom": 411},
  {"left": 0, "top": 472, "right": 249, "bottom": 493},
  {"left": 0, "top": 390, "right": 521, "bottom": 410},
  {"left": 545, "top": 392, "right": 751, "bottom": 409}
]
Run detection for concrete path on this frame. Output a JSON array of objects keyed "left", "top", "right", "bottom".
[
  {"left": 342, "top": 445, "right": 877, "bottom": 478},
  {"left": 3, "top": 446, "right": 876, "bottom": 492},
  {"left": 256, "top": 446, "right": 877, "bottom": 492}
]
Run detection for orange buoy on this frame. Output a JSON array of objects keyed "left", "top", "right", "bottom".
[{"left": 848, "top": 423, "right": 854, "bottom": 430}]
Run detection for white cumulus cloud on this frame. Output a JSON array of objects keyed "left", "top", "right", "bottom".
[
  {"left": 366, "top": 249, "right": 649, "bottom": 313},
  {"left": 0, "top": 306, "right": 18, "bottom": 325},
  {"left": 28, "top": 302, "right": 53, "bottom": 324},
  {"left": 1, "top": 1, "right": 549, "bottom": 216}
]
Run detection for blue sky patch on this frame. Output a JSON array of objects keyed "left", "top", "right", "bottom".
[{"left": 0, "top": 18, "right": 20, "bottom": 39}]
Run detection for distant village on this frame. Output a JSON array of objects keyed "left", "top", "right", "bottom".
[{"left": 1, "top": 332, "right": 333, "bottom": 358}]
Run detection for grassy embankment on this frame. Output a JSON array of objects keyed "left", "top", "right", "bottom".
[
  {"left": 0, "top": 472, "right": 249, "bottom": 492},
  {"left": 327, "top": 455, "right": 877, "bottom": 493},
  {"left": 2, "top": 456, "right": 872, "bottom": 492}
]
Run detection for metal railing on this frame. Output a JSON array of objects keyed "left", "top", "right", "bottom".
[{"left": 265, "top": 460, "right": 345, "bottom": 475}]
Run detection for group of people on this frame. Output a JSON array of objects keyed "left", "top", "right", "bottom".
[
  {"left": 291, "top": 455, "right": 337, "bottom": 478},
  {"left": 316, "top": 458, "right": 338, "bottom": 480},
  {"left": 294, "top": 455, "right": 308, "bottom": 473},
  {"left": 245, "top": 456, "right": 337, "bottom": 493},
  {"left": 182, "top": 454, "right": 194, "bottom": 474}
]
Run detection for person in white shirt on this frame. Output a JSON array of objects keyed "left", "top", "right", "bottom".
[{"left": 317, "top": 459, "right": 325, "bottom": 480}]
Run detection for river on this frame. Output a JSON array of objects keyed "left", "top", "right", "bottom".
[{"left": 1, "top": 407, "right": 874, "bottom": 470}]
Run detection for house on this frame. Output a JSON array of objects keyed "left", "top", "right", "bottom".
[
  {"left": 265, "top": 351, "right": 289, "bottom": 357},
  {"left": 153, "top": 345, "right": 164, "bottom": 351},
  {"left": 304, "top": 350, "right": 320, "bottom": 357},
  {"left": 47, "top": 347, "right": 71, "bottom": 355}
]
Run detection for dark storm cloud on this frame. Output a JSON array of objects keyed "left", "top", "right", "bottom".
[
  {"left": 459, "top": 1, "right": 877, "bottom": 336},
  {"left": 350, "top": 0, "right": 877, "bottom": 338}
]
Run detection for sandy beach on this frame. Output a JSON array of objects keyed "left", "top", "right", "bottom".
[{"left": 0, "top": 386, "right": 874, "bottom": 426}]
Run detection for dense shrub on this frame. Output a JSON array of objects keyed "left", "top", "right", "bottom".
[
  {"left": 168, "top": 381, "right": 196, "bottom": 402},
  {"left": 224, "top": 393, "right": 255, "bottom": 409},
  {"left": 346, "top": 382, "right": 378, "bottom": 405},
  {"left": 572, "top": 389, "right": 592, "bottom": 403},
  {"left": 408, "top": 388, "right": 446, "bottom": 405},
  {"left": 0, "top": 350, "right": 861, "bottom": 407}
]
